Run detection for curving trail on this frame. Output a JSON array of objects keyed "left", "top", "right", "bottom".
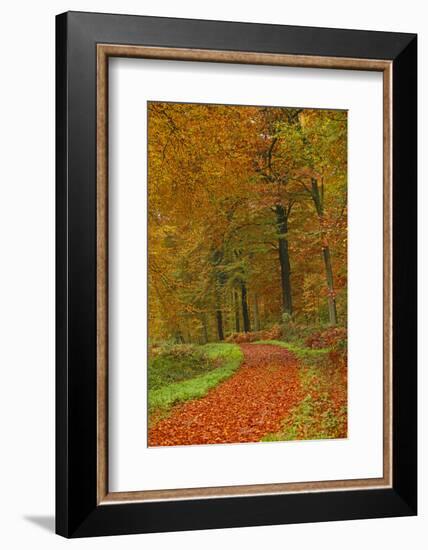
[{"left": 148, "top": 343, "right": 301, "bottom": 447}]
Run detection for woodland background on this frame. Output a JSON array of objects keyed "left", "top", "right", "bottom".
[{"left": 148, "top": 103, "right": 347, "bottom": 345}]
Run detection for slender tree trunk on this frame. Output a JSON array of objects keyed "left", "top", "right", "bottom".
[
  {"left": 216, "top": 309, "right": 224, "bottom": 341},
  {"left": 322, "top": 246, "right": 338, "bottom": 325},
  {"left": 234, "top": 289, "right": 241, "bottom": 333},
  {"left": 227, "top": 291, "right": 232, "bottom": 335},
  {"left": 254, "top": 293, "right": 260, "bottom": 331},
  {"left": 275, "top": 204, "right": 293, "bottom": 315},
  {"left": 201, "top": 314, "right": 208, "bottom": 344},
  {"left": 241, "top": 281, "right": 251, "bottom": 332},
  {"left": 310, "top": 178, "right": 338, "bottom": 325},
  {"left": 211, "top": 248, "right": 226, "bottom": 340}
]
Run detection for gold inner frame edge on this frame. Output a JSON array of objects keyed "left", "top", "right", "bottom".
[{"left": 96, "top": 44, "right": 393, "bottom": 505}]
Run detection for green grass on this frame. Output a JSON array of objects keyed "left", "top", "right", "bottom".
[
  {"left": 148, "top": 343, "right": 243, "bottom": 419},
  {"left": 254, "top": 340, "right": 347, "bottom": 441},
  {"left": 148, "top": 344, "right": 219, "bottom": 390},
  {"left": 262, "top": 366, "right": 346, "bottom": 441}
]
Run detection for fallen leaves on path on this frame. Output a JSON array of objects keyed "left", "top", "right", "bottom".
[{"left": 148, "top": 344, "right": 301, "bottom": 446}]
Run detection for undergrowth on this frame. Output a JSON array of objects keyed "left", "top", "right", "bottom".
[
  {"left": 257, "top": 341, "right": 347, "bottom": 441},
  {"left": 148, "top": 343, "right": 243, "bottom": 424}
]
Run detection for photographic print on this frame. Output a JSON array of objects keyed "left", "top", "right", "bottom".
[
  {"left": 57, "top": 14, "right": 417, "bottom": 536},
  {"left": 147, "top": 101, "right": 348, "bottom": 447}
]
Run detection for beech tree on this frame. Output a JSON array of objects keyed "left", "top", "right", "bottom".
[{"left": 148, "top": 102, "right": 347, "bottom": 342}]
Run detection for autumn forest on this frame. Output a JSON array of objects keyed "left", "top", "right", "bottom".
[{"left": 147, "top": 102, "right": 348, "bottom": 447}]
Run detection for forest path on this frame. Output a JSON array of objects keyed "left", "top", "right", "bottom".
[{"left": 148, "top": 343, "right": 301, "bottom": 446}]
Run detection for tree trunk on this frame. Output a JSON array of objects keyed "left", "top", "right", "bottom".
[
  {"left": 310, "top": 178, "right": 338, "bottom": 325},
  {"left": 211, "top": 248, "right": 226, "bottom": 340},
  {"left": 241, "top": 281, "right": 251, "bottom": 332},
  {"left": 216, "top": 309, "right": 224, "bottom": 341},
  {"left": 275, "top": 204, "right": 293, "bottom": 315},
  {"left": 174, "top": 331, "right": 184, "bottom": 344},
  {"left": 234, "top": 289, "right": 241, "bottom": 333},
  {"left": 322, "top": 246, "right": 338, "bottom": 325},
  {"left": 254, "top": 293, "right": 260, "bottom": 331},
  {"left": 201, "top": 314, "right": 208, "bottom": 344}
]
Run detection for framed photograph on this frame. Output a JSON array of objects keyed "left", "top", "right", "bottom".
[{"left": 56, "top": 11, "right": 417, "bottom": 537}]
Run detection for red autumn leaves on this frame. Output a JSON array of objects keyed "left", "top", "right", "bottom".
[{"left": 148, "top": 344, "right": 301, "bottom": 447}]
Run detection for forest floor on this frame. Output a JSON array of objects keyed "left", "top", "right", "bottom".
[
  {"left": 148, "top": 342, "right": 345, "bottom": 446},
  {"left": 148, "top": 341, "right": 347, "bottom": 446}
]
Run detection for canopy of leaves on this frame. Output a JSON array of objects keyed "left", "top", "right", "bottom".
[{"left": 148, "top": 102, "right": 347, "bottom": 344}]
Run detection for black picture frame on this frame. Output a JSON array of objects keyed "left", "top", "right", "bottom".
[{"left": 56, "top": 11, "right": 417, "bottom": 538}]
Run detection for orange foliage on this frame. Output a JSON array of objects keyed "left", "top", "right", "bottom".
[
  {"left": 149, "top": 344, "right": 301, "bottom": 446},
  {"left": 305, "top": 326, "right": 347, "bottom": 349},
  {"left": 148, "top": 101, "right": 347, "bottom": 344}
]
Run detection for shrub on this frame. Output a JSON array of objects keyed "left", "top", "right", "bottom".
[
  {"left": 148, "top": 343, "right": 217, "bottom": 390},
  {"left": 226, "top": 324, "right": 282, "bottom": 344},
  {"left": 305, "top": 326, "right": 347, "bottom": 349},
  {"left": 281, "top": 323, "right": 309, "bottom": 343}
]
